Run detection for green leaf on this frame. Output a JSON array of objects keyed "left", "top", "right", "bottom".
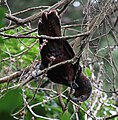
[
  {"left": 0, "top": 7, "right": 6, "bottom": 28},
  {"left": 0, "top": 88, "right": 23, "bottom": 112},
  {"left": 60, "top": 111, "right": 71, "bottom": 120},
  {"left": 84, "top": 67, "right": 92, "bottom": 77},
  {"left": 0, "top": 37, "right": 4, "bottom": 44}
]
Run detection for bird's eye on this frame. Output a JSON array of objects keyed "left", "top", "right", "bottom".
[
  {"left": 78, "top": 95, "right": 86, "bottom": 102},
  {"left": 81, "top": 95, "right": 85, "bottom": 99}
]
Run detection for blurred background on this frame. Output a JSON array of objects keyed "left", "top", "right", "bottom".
[{"left": 0, "top": 0, "right": 118, "bottom": 120}]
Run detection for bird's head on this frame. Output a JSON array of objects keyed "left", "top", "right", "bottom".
[{"left": 73, "top": 73, "right": 92, "bottom": 102}]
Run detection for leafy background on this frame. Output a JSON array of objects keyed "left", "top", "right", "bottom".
[{"left": 0, "top": 0, "right": 118, "bottom": 120}]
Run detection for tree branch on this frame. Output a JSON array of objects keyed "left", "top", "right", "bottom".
[
  {"left": 5, "top": 0, "right": 73, "bottom": 25},
  {"left": 0, "top": 31, "right": 90, "bottom": 40}
]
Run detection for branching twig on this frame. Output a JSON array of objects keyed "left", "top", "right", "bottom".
[
  {"left": 0, "top": 31, "right": 90, "bottom": 40},
  {"left": 12, "top": 6, "right": 49, "bottom": 16},
  {"left": 5, "top": 0, "right": 73, "bottom": 25}
]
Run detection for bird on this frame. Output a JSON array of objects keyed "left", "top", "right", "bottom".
[
  {"left": 38, "top": 10, "right": 76, "bottom": 87},
  {"left": 74, "top": 69, "right": 92, "bottom": 102},
  {"left": 38, "top": 10, "right": 92, "bottom": 102}
]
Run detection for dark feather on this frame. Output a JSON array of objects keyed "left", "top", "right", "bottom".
[{"left": 38, "top": 10, "right": 92, "bottom": 102}]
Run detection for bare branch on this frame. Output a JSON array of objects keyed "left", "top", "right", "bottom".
[{"left": 0, "top": 31, "right": 90, "bottom": 40}]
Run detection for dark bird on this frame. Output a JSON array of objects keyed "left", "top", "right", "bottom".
[
  {"left": 74, "top": 70, "right": 92, "bottom": 102},
  {"left": 38, "top": 10, "right": 92, "bottom": 102}
]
